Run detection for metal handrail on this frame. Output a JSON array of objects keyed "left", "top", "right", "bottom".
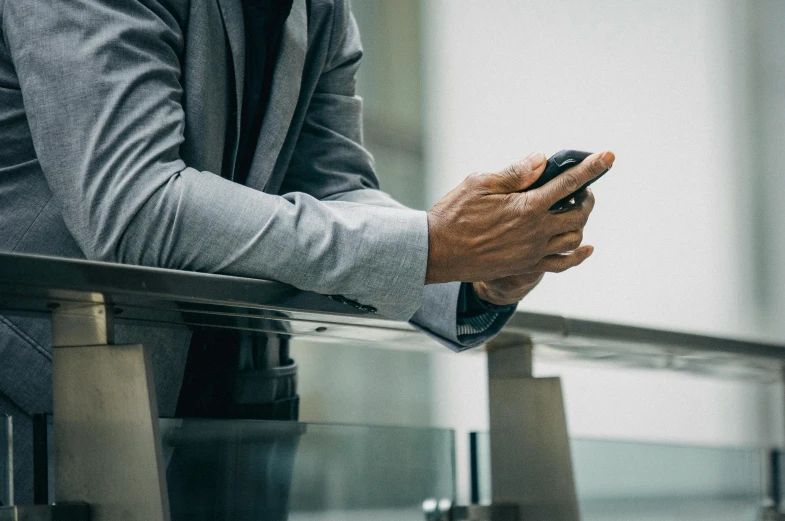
[{"left": 2, "top": 251, "right": 785, "bottom": 373}]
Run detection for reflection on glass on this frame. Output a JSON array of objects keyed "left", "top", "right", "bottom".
[
  {"left": 1, "top": 415, "right": 10, "bottom": 507},
  {"left": 472, "top": 432, "right": 764, "bottom": 521},
  {"left": 162, "top": 419, "right": 455, "bottom": 521}
]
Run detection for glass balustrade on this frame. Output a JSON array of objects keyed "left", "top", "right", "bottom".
[
  {"left": 24, "top": 414, "right": 771, "bottom": 521},
  {"left": 160, "top": 419, "right": 455, "bottom": 521},
  {"left": 29, "top": 417, "right": 455, "bottom": 519},
  {"left": 471, "top": 431, "right": 765, "bottom": 521}
]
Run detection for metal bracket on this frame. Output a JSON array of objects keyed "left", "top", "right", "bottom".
[
  {"left": 486, "top": 336, "right": 581, "bottom": 521},
  {"left": 50, "top": 294, "right": 114, "bottom": 348},
  {"left": 50, "top": 301, "right": 170, "bottom": 521}
]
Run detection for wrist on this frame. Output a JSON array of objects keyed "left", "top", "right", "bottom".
[{"left": 425, "top": 211, "right": 449, "bottom": 284}]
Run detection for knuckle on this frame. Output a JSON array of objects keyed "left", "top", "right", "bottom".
[
  {"left": 519, "top": 192, "right": 540, "bottom": 213},
  {"left": 584, "top": 194, "right": 596, "bottom": 212},
  {"left": 568, "top": 206, "right": 589, "bottom": 226},
  {"left": 570, "top": 213, "right": 584, "bottom": 230},
  {"left": 579, "top": 188, "right": 595, "bottom": 207},
  {"left": 494, "top": 165, "right": 524, "bottom": 192},
  {"left": 519, "top": 194, "right": 534, "bottom": 214},
  {"left": 584, "top": 187, "right": 595, "bottom": 201},
  {"left": 560, "top": 172, "right": 582, "bottom": 194},
  {"left": 502, "top": 165, "right": 520, "bottom": 182},
  {"left": 501, "top": 277, "right": 520, "bottom": 291},
  {"left": 465, "top": 172, "right": 483, "bottom": 186}
]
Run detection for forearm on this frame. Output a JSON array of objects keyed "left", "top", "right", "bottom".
[{"left": 113, "top": 168, "right": 429, "bottom": 320}]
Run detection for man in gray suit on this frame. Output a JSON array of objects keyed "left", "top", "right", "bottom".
[{"left": 0, "top": 0, "right": 613, "bottom": 506}]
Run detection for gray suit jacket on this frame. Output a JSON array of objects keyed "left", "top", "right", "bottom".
[{"left": 0, "top": 0, "right": 508, "bottom": 420}]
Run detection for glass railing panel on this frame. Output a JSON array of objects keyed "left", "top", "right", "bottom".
[
  {"left": 0, "top": 415, "right": 11, "bottom": 507},
  {"left": 572, "top": 438, "right": 763, "bottom": 521},
  {"left": 161, "top": 419, "right": 455, "bottom": 521},
  {"left": 472, "top": 432, "right": 764, "bottom": 521}
]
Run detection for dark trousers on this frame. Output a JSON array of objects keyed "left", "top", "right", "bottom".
[{"left": 168, "top": 328, "right": 300, "bottom": 521}]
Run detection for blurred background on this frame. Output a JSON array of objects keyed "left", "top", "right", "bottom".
[{"left": 286, "top": 0, "right": 785, "bottom": 518}]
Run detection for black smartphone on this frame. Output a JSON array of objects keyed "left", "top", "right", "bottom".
[{"left": 528, "top": 149, "right": 611, "bottom": 210}]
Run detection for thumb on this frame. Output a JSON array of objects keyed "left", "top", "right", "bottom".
[{"left": 483, "top": 151, "right": 547, "bottom": 194}]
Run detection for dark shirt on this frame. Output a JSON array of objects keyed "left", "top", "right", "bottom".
[
  {"left": 234, "top": 0, "right": 294, "bottom": 185},
  {"left": 178, "top": 0, "right": 295, "bottom": 419}
]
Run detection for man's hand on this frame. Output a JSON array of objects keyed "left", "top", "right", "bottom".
[
  {"left": 426, "top": 150, "right": 613, "bottom": 285},
  {"left": 472, "top": 272, "right": 546, "bottom": 306},
  {"left": 472, "top": 188, "right": 597, "bottom": 305}
]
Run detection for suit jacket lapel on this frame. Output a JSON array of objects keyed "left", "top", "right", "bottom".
[
  {"left": 245, "top": 0, "right": 307, "bottom": 192},
  {"left": 215, "top": 0, "right": 245, "bottom": 175}
]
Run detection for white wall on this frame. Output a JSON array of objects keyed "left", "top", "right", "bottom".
[
  {"left": 422, "top": 0, "right": 783, "bottom": 502},
  {"left": 423, "top": 0, "right": 757, "bottom": 339}
]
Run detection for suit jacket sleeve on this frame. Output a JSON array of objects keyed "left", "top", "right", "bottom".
[
  {"left": 2, "top": 0, "right": 431, "bottom": 320},
  {"left": 280, "top": 3, "right": 512, "bottom": 350}
]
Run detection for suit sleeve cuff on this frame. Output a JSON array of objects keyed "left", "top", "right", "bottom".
[
  {"left": 410, "top": 282, "right": 516, "bottom": 352},
  {"left": 338, "top": 207, "right": 428, "bottom": 321}
]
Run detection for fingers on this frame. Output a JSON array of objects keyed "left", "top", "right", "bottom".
[
  {"left": 474, "top": 273, "right": 545, "bottom": 305},
  {"left": 555, "top": 185, "right": 595, "bottom": 212},
  {"left": 549, "top": 187, "right": 595, "bottom": 235},
  {"left": 533, "top": 245, "right": 594, "bottom": 273},
  {"left": 533, "top": 150, "right": 614, "bottom": 208},
  {"left": 546, "top": 230, "right": 583, "bottom": 255},
  {"left": 475, "top": 151, "right": 547, "bottom": 194}
]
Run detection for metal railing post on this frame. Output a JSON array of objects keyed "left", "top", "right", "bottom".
[
  {"left": 487, "top": 335, "right": 580, "bottom": 521},
  {"left": 51, "top": 295, "right": 169, "bottom": 521}
]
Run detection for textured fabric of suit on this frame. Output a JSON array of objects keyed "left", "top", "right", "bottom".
[
  {"left": 3, "top": 0, "right": 431, "bottom": 320},
  {"left": 0, "top": 0, "right": 514, "bottom": 502}
]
